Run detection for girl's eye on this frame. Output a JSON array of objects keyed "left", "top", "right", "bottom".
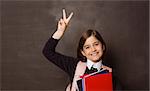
[
  {"left": 83, "top": 45, "right": 90, "bottom": 50},
  {"left": 85, "top": 46, "right": 90, "bottom": 49},
  {"left": 95, "top": 43, "right": 99, "bottom": 45},
  {"left": 94, "top": 42, "right": 99, "bottom": 46}
]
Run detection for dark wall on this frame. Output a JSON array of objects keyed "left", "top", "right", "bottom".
[{"left": 1, "top": 1, "right": 149, "bottom": 90}]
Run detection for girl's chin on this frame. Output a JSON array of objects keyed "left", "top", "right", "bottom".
[{"left": 90, "top": 58, "right": 101, "bottom": 62}]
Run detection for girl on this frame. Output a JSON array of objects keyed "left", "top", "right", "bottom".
[{"left": 43, "top": 9, "right": 121, "bottom": 91}]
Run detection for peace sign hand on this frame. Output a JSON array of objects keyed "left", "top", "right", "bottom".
[
  {"left": 57, "top": 9, "right": 73, "bottom": 32},
  {"left": 53, "top": 9, "right": 73, "bottom": 39}
]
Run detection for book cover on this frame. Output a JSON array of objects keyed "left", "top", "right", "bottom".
[{"left": 77, "top": 70, "right": 113, "bottom": 91}]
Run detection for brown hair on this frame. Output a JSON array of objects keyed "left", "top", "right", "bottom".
[{"left": 77, "top": 29, "right": 106, "bottom": 62}]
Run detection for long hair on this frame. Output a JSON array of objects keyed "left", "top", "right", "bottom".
[{"left": 77, "top": 29, "right": 106, "bottom": 62}]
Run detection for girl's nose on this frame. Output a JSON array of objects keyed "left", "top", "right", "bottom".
[{"left": 91, "top": 46, "right": 96, "bottom": 51}]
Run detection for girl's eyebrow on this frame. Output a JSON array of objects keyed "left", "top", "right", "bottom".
[
  {"left": 83, "top": 41, "right": 100, "bottom": 47},
  {"left": 83, "top": 45, "right": 89, "bottom": 48},
  {"left": 92, "top": 41, "right": 100, "bottom": 44},
  {"left": 94, "top": 41, "right": 99, "bottom": 43}
]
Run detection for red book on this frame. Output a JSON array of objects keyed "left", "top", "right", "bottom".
[{"left": 77, "top": 71, "right": 113, "bottom": 91}]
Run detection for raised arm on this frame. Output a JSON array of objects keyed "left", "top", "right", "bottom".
[
  {"left": 43, "top": 9, "right": 77, "bottom": 79},
  {"left": 52, "top": 9, "right": 73, "bottom": 39}
]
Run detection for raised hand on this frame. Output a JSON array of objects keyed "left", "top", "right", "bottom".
[
  {"left": 53, "top": 9, "right": 73, "bottom": 39},
  {"left": 57, "top": 9, "right": 73, "bottom": 32}
]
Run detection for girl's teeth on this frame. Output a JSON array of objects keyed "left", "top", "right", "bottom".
[{"left": 92, "top": 53, "right": 97, "bottom": 56}]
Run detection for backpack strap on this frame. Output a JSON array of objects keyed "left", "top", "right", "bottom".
[{"left": 70, "top": 61, "right": 86, "bottom": 91}]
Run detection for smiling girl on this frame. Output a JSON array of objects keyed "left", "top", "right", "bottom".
[{"left": 43, "top": 9, "right": 121, "bottom": 91}]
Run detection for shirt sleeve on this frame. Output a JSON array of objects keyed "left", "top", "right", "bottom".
[{"left": 42, "top": 37, "right": 78, "bottom": 78}]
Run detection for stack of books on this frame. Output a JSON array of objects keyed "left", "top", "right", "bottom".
[{"left": 77, "top": 69, "right": 113, "bottom": 91}]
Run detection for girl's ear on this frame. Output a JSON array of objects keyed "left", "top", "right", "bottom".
[
  {"left": 81, "top": 50, "right": 86, "bottom": 56},
  {"left": 102, "top": 45, "right": 105, "bottom": 51}
]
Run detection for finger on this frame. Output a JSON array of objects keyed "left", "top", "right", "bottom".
[
  {"left": 58, "top": 19, "right": 62, "bottom": 25},
  {"left": 58, "top": 20, "right": 61, "bottom": 25},
  {"left": 67, "top": 12, "right": 73, "bottom": 23},
  {"left": 63, "top": 9, "right": 66, "bottom": 20},
  {"left": 60, "top": 18, "right": 66, "bottom": 25},
  {"left": 60, "top": 18, "right": 63, "bottom": 22}
]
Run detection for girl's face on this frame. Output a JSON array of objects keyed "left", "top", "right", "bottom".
[{"left": 81, "top": 35, "right": 104, "bottom": 62}]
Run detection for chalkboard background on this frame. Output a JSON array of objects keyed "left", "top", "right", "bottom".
[{"left": 1, "top": 0, "right": 149, "bottom": 91}]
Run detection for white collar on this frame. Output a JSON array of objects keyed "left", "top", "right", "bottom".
[{"left": 87, "top": 59, "right": 102, "bottom": 72}]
